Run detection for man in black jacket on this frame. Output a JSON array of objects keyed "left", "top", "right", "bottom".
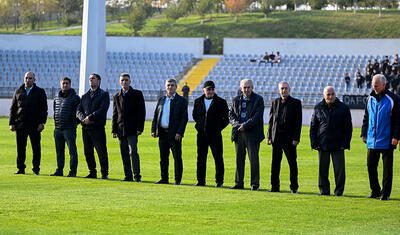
[
  {"left": 267, "top": 82, "right": 302, "bottom": 193},
  {"left": 51, "top": 77, "right": 80, "bottom": 177},
  {"left": 310, "top": 86, "right": 352, "bottom": 196},
  {"left": 76, "top": 73, "right": 110, "bottom": 179},
  {"left": 229, "top": 79, "right": 265, "bottom": 191},
  {"left": 112, "top": 73, "right": 146, "bottom": 182},
  {"left": 192, "top": 80, "right": 229, "bottom": 187},
  {"left": 151, "top": 78, "right": 188, "bottom": 185},
  {"left": 9, "top": 71, "right": 48, "bottom": 175}
]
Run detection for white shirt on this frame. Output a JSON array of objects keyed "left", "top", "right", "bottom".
[
  {"left": 204, "top": 98, "right": 213, "bottom": 112},
  {"left": 160, "top": 93, "right": 175, "bottom": 128}
]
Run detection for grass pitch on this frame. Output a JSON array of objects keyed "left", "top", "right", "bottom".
[{"left": 0, "top": 118, "right": 399, "bottom": 234}]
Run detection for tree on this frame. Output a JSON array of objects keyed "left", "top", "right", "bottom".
[
  {"left": 179, "top": 0, "right": 196, "bottom": 16},
  {"left": 196, "top": 0, "right": 214, "bottom": 21},
  {"left": 224, "top": 0, "right": 248, "bottom": 22},
  {"left": 260, "top": 0, "right": 273, "bottom": 18},
  {"left": 125, "top": 0, "right": 152, "bottom": 35},
  {"left": 164, "top": 2, "right": 184, "bottom": 21},
  {"left": 0, "top": 0, "right": 12, "bottom": 30},
  {"left": 309, "top": 0, "right": 327, "bottom": 9}
]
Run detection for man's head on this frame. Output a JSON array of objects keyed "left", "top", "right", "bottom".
[
  {"left": 240, "top": 79, "right": 253, "bottom": 98},
  {"left": 372, "top": 74, "right": 387, "bottom": 95},
  {"left": 89, "top": 73, "right": 101, "bottom": 90},
  {"left": 60, "top": 77, "right": 71, "bottom": 93},
  {"left": 165, "top": 78, "right": 177, "bottom": 97},
  {"left": 24, "top": 71, "right": 35, "bottom": 88},
  {"left": 202, "top": 80, "right": 215, "bottom": 99},
  {"left": 119, "top": 73, "right": 131, "bottom": 91},
  {"left": 278, "top": 82, "right": 290, "bottom": 99},
  {"left": 323, "top": 86, "right": 336, "bottom": 105}
]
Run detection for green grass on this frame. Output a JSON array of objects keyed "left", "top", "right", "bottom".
[
  {"left": 0, "top": 118, "right": 399, "bottom": 234},
  {"left": 30, "top": 10, "right": 400, "bottom": 53}
]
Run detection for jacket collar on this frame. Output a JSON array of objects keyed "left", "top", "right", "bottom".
[{"left": 119, "top": 86, "right": 133, "bottom": 96}]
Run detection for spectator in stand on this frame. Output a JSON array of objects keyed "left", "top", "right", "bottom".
[
  {"left": 355, "top": 69, "right": 365, "bottom": 89},
  {"left": 274, "top": 51, "right": 282, "bottom": 66},
  {"left": 259, "top": 52, "right": 270, "bottom": 66},
  {"left": 269, "top": 51, "right": 276, "bottom": 66},
  {"left": 392, "top": 59, "right": 399, "bottom": 72},
  {"left": 344, "top": 73, "right": 351, "bottom": 90},
  {"left": 181, "top": 82, "right": 190, "bottom": 101},
  {"left": 204, "top": 35, "right": 212, "bottom": 54},
  {"left": 378, "top": 63, "right": 384, "bottom": 74},
  {"left": 366, "top": 60, "right": 373, "bottom": 74},
  {"left": 365, "top": 71, "right": 372, "bottom": 89},
  {"left": 373, "top": 69, "right": 379, "bottom": 76},
  {"left": 373, "top": 59, "right": 380, "bottom": 71},
  {"left": 395, "top": 54, "right": 399, "bottom": 61},
  {"left": 390, "top": 71, "right": 399, "bottom": 94}
]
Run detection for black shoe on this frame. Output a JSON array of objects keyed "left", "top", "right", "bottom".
[
  {"left": 335, "top": 192, "right": 343, "bottom": 197},
  {"left": 121, "top": 177, "right": 133, "bottom": 182},
  {"left": 267, "top": 188, "right": 280, "bottom": 192},
  {"left": 291, "top": 189, "right": 298, "bottom": 194},
  {"left": 319, "top": 192, "right": 330, "bottom": 196},
  {"left": 155, "top": 179, "right": 169, "bottom": 184},
  {"left": 67, "top": 172, "right": 76, "bottom": 177},
  {"left": 194, "top": 182, "right": 205, "bottom": 186},
  {"left": 135, "top": 179, "right": 142, "bottom": 182},
  {"left": 368, "top": 192, "right": 381, "bottom": 199},
  {"left": 50, "top": 172, "right": 63, "bottom": 176},
  {"left": 175, "top": 181, "right": 181, "bottom": 185},
  {"left": 84, "top": 174, "right": 97, "bottom": 179},
  {"left": 216, "top": 183, "right": 223, "bottom": 188},
  {"left": 252, "top": 185, "right": 259, "bottom": 191},
  {"left": 14, "top": 170, "right": 25, "bottom": 174},
  {"left": 230, "top": 185, "right": 244, "bottom": 189},
  {"left": 101, "top": 175, "right": 108, "bottom": 180},
  {"left": 380, "top": 195, "right": 389, "bottom": 201},
  {"left": 33, "top": 171, "right": 40, "bottom": 175}
]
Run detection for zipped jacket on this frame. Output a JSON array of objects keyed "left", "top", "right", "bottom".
[{"left": 361, "top": 89, "right": 400, "bottom": 149}]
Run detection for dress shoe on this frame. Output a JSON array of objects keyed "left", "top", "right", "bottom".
[
  {"left": 84, "top": 174, "right": 97, "bottom": 179},
  {"left": 380, "top": 195, "right": 389, "bottom": 201},
  {"left": 67, "top": 172, "right": 76, "bottom": 177},
  {"left": 194, "top": 182, "right": 205, "bottom": 186},
  {"left": 216, "top": 183, "right": 223, "bottom": 188},
  {"left": 368, "top": 192, "right": 381, "bottom": 199},
  {"left": 267, "top": 188, "right": 280, "bottom": 192},
  {"left": 121, "top": 177, "right": 133, "bottom": 182},
  {"left": 251, "top": 185, "right": 259, "bottom": 191},
  {"left": 291, "top": 189, "right": 298, "bottom": 194},
  {"left": 154, "top": 179, "right": 169, "bottom": 184},
  {"left": 335, "top": 192, "right": 343, "bottom": 197},
  {"left": 175, "top": 181, "right": 181, "bottom": 185},
  {"left": 33, "top": 171, "right": 40, "bottom": 175},
  {"left": 50, "top": 172, "right": 63, "bottom": 176},
  {"left": 135, "top": 179, "right": 142, "bottom": 183},
  {"left": 230, "top": 185, "right": 244, "bottom": 189},
  {"left": 14, "top": 170, "right": 25, "bottom": 174},
  {"left": 319, "top": 192, "right": 330, "bottom": 196},
  {"left": 101, "top": 175, "right": 108, "bottom": 180}
]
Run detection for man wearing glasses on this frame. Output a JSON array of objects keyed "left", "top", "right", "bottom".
[
  {"left": 9, "top": 71, "right": 48, "bottom": 175},
  {"left": 310, "top": 86, "right": 352, "bottom": 197}
]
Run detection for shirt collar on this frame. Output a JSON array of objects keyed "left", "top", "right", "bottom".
[{"left": 166, "top": 93, "right": 176, "bottom": 100}]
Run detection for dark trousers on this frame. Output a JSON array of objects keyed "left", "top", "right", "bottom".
[
  {"left": 318, "top": 150, "right": 345, "bottom": 195},
  {"left": 271, "top": 142, "right": 298, "bottom": 191},
  {"left": 82, "top": 128, "right": 109, "bottom": 176},
  {"left": 367, "top": 149, "right": 393, "bottom": 197},
  {"left": 54, "top": 128, "right": 78, "bottom": 175},
  {"left": 158, "top": 132, "right": 183, "bottom": 182},
  {"left": 16, "top": 128, "right": 41, "bottom": 172},
  {"left": 234, "top": 132, "right": 260, "bottom": 187},
  {"left": 119, "top": 135, "right": 141, "bottom": 181},
  {"left": 196, "top": 132, "right": 224, "bottom": 184}
]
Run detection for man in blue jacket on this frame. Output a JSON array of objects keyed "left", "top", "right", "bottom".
[
  {"left": 310, "top": 86, "right": 352, "bottom": 196},
  {"left": 361, "top": 74, "right": 400, "bottom": 201},
  {"left": 77, "top": 73, "right": 110, "bottom": 179}
]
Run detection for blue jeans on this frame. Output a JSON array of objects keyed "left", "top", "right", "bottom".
[{"left": 54, "top": 128, "right": 78, "bottom": 174}]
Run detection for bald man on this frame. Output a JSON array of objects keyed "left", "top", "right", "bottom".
[
  {"left": 310, "top": 86, "right": 352, "bottom": 196},
  {"left": 9, "top": 71, "right": 48, "bottom": 175},
  {"left": 361, "top": 74, "right": 400, "bottom": 201}
]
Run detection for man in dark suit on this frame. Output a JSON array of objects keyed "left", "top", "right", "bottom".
[
  {"left": 267, "top": 81, "right": 302, "bottom": 193},
  {"left": 310, "top": 86, "right": 352, "bottom": 196},
  {"left": 76, "top": 73, "right": 110, "bottom": 179},
  {"left": 151, "top": 78, "right": 188, "bottom": 185},
  {"left": 9, "top": 71, "right": 48, "bottom": 175},
  {"left": 112, "top": 73, "right": 146, "bottom": 182},
  {"left": 229, "top": 79, "right": 265, "bottom": 191},
  {"left": 192, "top": 80, "right": 229, "bottom": 187}
]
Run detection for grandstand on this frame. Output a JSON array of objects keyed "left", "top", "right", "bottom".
[{"left": 0, "top": 49, "right": 195, "bottom": 100}]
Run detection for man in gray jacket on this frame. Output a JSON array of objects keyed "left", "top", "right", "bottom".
[
  {"left": 50, "top": 77, "right": 80, "bottom": 177},
  {"left": 229, "top": 79, "right": 265, "bottom": 191}
]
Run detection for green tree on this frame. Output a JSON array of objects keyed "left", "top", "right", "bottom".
[
  {"left": 260, "top": 0, "right": 273, "bottom": 18},
  {"left": 164, "top": 2, "right": 184, "bottom": 21},
  {"left": 0, "top": 0, "right": 12, "bottom": 30},
  {"left": 125, "top": 0, "right": 152, "bottom": 35},
  {"left": 309, "top": 0, "right": 327, "bottom": 9},
  {"left": 179, "top": 0, "right": 196, "bottom": 16},
  {"left": 196, "top": 0, "right": 214, "bottom": 20}
]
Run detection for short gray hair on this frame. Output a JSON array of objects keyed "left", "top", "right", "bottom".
[
  {"left": 240, "top": 78, "right": 253, "bottom": 87},
  {"left": 323, "top": 86, "right": 335, "bottom": 94},
  {"left": 278, "top": 81, "right": 290, "bottom": 88},
  {"left": 165, "top": 78, "right": 177, "bottom": 85},
  {"left": 373, "top": 74, "right": 387, "bottom": 85}
]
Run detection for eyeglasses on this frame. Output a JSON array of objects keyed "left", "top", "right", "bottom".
[{"left": 25, "top": 77, "right": 34, "bottom": 79}]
